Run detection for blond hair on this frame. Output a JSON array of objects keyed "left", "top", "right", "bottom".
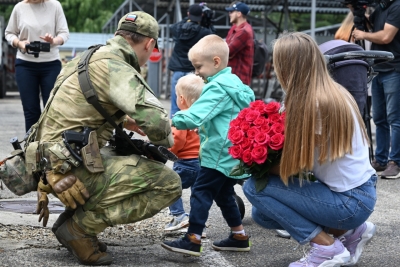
[
  {"left": 273, "top": 32, "right": 368, "bottom": 184},
  {"left": 188, "top": 34, "right": 229, "bottom": 67},
  {"left": 335, "top": 12, "right": 355, "bottom": 42},
  {"left": 176, "top": 74, "right": 204, "bottom": 106}
]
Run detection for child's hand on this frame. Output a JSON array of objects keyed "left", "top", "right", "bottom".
[{"left": 124, "top": 116, "right": 146, "bottom": 136}]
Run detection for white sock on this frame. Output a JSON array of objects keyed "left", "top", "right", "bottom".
[
  {"left": 232, "top": 229, "right": 245, "bottom": 235},
  {"left": 193, "top": 234, "right": 201, "bottom": 240}
]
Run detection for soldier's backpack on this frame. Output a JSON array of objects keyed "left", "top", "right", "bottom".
[{"left": 252, "top": 39, "right": 269, "bottom": 77}]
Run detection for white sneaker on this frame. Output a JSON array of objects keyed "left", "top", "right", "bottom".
[{"left": 164, "top": 213, "right": 189, "bottom": 231}]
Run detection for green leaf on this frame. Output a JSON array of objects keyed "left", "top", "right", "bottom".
[
  {"left": 230, "top": 164, "right": 245, "bottom": 176},
  {"left": 255, "top": 176, "right": 269, "bottom": 192}
]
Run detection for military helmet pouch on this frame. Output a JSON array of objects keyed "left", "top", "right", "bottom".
[{"left": 0, "top": 150, "right": 39, "bottom": 196}]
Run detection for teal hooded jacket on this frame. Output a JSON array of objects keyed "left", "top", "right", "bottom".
[{"left": 172, "top": 67, "right": 255, "bottom": 178}]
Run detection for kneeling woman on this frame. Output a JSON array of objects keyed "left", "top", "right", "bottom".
[{"left": 243, "top": 32, "right": 377, "bottom": 267}]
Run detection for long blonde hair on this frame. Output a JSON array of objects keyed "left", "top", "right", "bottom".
[
  {"left": 273, "top": 32, "right": 368, "bottom": 184},
  {"left": 335, "top": 12, "right": 355, "bottom": 42}
]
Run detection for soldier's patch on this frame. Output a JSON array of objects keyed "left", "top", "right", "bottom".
[
  {"left": 144, "top": 90, "right": 164, "bottom": 109},
  {"left": 126, "top": 14, "right": 137, "bottom": 22}
]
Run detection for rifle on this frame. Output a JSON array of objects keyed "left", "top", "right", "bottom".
[
  {"left": 108, "top": 129, "right": 178, "bottom": 164},
  {"left": 63, "top": 127, "right": 177, "bottom": 164}
]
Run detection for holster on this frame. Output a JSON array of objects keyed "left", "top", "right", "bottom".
[{"left": 81, "top": 131, "right": 104, "bottom": 173}]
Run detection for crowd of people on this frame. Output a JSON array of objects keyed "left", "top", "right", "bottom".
[{"left": 1, "top": 0, "right": 399, "bottom": 266}]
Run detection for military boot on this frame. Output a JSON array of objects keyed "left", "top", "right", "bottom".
[
  {"left": 52, "top": 209, "right": 107, "bottom": 252},
  {"left": 55, "top": 218, "right": 113, "bottom": 266}
]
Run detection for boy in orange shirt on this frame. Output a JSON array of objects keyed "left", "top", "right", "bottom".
[{"left": 165, "top": 74, "right": 204, "bottom": 232}]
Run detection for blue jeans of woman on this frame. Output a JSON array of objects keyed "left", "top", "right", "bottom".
[
  {"left": 243, "top": 174, "right": 377, "bottom": 245},
  {"left": 170, "top": 71, "right": 190, "bottom": 118},
  {"left": 188, "top": 167, "right": 243, "bottom": 235},
  {"left": 168, "top": 158, "right": 200, "bottom": 216},
  {"left": 15, "top": 59, "right": 62, "bottom": 132},
  {"left": 371, "top": 70, "right": 400, "bottom": 166}
]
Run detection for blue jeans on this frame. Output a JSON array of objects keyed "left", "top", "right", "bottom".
[
  {"left": 170, "top": 71, "right": 190, "bottom": 118},
  {"left": 15, "top": 59, "right": 62, "bottom": 132},
  {"left": 169, "top": 158, "right": 200, "bottom": 216},
  {"left": 188, "top": 167, "right": 243, "bottom": 235},
  {"left": 243, "top": 174, "right": 377, "bottom": 245},
  {"left": 371, "top": 70, "right": 400, "bottom": 166}
]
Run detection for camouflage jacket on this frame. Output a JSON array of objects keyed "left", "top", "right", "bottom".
[{"left": 36, "top": 35, "right": 173, "bottom": 148}]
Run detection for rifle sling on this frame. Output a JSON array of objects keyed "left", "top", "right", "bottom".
[{"left": 77, "top": 44, "right": 142, "bottom": 155}]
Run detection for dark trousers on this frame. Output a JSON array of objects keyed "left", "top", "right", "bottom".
[
  {"left": 188, "top": 167, "right": 242, "bottom": 235},
  {"left": 15, "top": 59, "right": 61, "bottom": 132}
]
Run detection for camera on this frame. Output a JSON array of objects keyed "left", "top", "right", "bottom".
[
  {"left": 337, "top": 0, "right": 378, "bottom": 30},
  {"left": 26, "top": 41, "right": 50, "bottom": 58},
  {"left": 199, "top": 2, "right": 215, "bottom": 29}
]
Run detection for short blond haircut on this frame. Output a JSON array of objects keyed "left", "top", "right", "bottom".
[
  {"left": 176, "top": 74, "right": 204, "bottom": 106},
  {"left": 188, "top": 34, "right": 229, "bottom": 67}
]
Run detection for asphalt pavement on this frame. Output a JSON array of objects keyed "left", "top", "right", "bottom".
[{"left": 0, "top": 92, "right": 399, "bottom": 267}]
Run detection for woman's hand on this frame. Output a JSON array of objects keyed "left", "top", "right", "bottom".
[
  {"left": 17, "top": 40, "right": 29, "bottom": 53},
  {"left": 40, "top": 33, "right": 62, "bottom": 45},
  {"left": 124, "top": 116, "right": 146, "bottom": 136}
]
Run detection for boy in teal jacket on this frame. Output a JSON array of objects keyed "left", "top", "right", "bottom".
[{"left": 161, "top": 34, "right": 255, "bottom": 256}]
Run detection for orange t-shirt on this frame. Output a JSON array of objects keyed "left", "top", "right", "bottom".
[{"left": 169, "top": 126, "right": 200, "bottom": 159}]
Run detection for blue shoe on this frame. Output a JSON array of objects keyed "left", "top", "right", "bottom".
[
  {"left": 161, "top": 233, "right": 202, "bottom": 256},
  {"left": 212, "top": 233, "right": 251, "bottom": 252}
]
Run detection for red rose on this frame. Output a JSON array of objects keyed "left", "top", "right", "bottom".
[
  {"left": 228, "top": 129, "right": 245, "bottom": 144},
  {"left": 228, "top": 126, "right": 239, "bottom": 140},
  {"left": 260, "top": 123, "right": 271, "bottom": 133},
  {"left": 251, "top": 145, "right": 268, "bottom": 164},
  {"left": 247, "top": 127, "right": 260, "bottom": 139},
  {"left": 240, "top": 138, "right": 252, "bottom": 150},
  {"left": 271, "top": 122, "right": 284, "bottom": 134},
  {"left": 240, "top": 121, "right": 251, "bottom": 132},
  {"left": 264, "top": 102, "right": 281, "bottom": 115},
  {"left": 268, "top": 113, "right": 282, "bottom": 124},
  {"left": 249, "top": 100, "right": 266, "bottom": 114},
  {"left": 228, "top": 145, "right": 243, "bottom": 159},
  {"left": 229, "top": 118, "right": 242, "bottom": 128},
  {"left": 242, "top": 149, "right": 253, "bottom": 165},
  {"left": 269, "top": 133, "right": 285, "bottom": 151},
  {"left": 238, "top": 108, "right": 250, "bottom": 119},
  {"left": 254, "top": 132, "right": 270, "bottom": 145},
  {"left": 253, "top": 116, "right": 268, "bottom": 127},
  {"left": 245, "top": 109, "right": 260, "bottom": 123}
]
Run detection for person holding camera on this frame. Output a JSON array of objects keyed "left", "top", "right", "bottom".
[
  {"left": 5, "top": 0, "right": 69, "bottom": 132},
  {"left": 351, "top": 0, "right": 400, "bottom": 178},
  {"left": 168, "top": 4, "right": 213, "bottom": 117}
]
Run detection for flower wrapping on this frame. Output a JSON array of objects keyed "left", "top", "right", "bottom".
[{"left": 228, "top": 100, "right": 285, "bottom": 191}]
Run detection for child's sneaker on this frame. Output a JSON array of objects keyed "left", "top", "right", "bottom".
[
  {"left": 164, "top": 213, "right": 189, "bottom": 231},
  {"left": 211, "top": 233, "right": 251, "bottom": 252},
  {"left": 341, "top": 222, "right": 376, "bottom": 266},
  {"left": 289, "top": 239, "right": 350, "bottom": 267},
  {"left": 161, "top": 233, "right": 202, "bottom": 257}
]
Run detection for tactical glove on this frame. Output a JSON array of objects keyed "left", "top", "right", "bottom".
[
  {"left": 46, "top": 171, "right": 90, "bottom": 209},
  {"left": 36, "top": 188, "right": 49, "bottom": 227}
]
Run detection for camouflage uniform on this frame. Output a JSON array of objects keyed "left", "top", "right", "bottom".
[{"left": 35, "top": 35, "right": 181, "bottom": 235}]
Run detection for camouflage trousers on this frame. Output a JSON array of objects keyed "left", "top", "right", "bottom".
[{"left": 70, "top": 147, "right": 181, "bottom": 235}]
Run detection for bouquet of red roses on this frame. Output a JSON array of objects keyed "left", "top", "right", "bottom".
[{"left": 228, "top": 100, "right": 285, "bottom": 191}]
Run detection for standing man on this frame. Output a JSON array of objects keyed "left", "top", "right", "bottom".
[
  {"left": 29, "top": 11, "right": 181, "bottom": 265},
  {"left": 168, "top": 4, "right": 213, "bottom": 117},
  {"left": 352, "top": 0, "right": 400, "bottom": 179},
  {"left": 225, "top": 1, "right": 254, "bottom": 85}
]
